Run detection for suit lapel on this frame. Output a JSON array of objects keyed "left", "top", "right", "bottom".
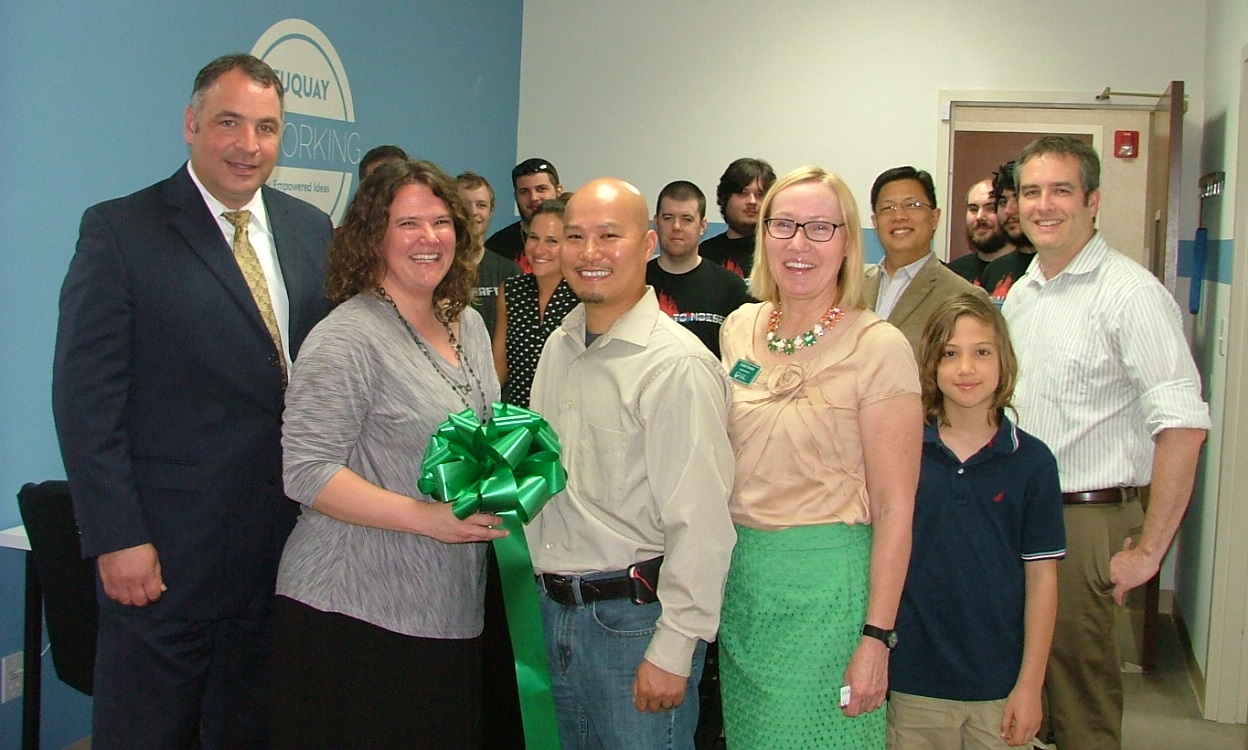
[
  {"left": 888, "top": 254, "right": 938, "bottom": 327},
  {"left": 164, "top": 165, "right": 271, "bottom": 339},
  {"left": 863, "top": 266, "right": 882, "bottom": 309}
]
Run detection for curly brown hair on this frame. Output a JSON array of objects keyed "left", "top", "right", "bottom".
[{"left": 326, "top": 159, "right": 477, "bottom": 320}]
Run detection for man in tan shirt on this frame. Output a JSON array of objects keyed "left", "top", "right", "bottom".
[{"left": 528, "top": 178, "right": 736, "bottom": 750}]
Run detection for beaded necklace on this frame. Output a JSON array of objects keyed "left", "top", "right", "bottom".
[
  {"left": 375, "top": 287, "right": 488, "bottom": 420},
  {"left": 766, "top": 303, "right": 845, "bottom": 355}
]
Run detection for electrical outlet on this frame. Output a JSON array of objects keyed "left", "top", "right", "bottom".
[{"left": 1, "top": 651, "right": 22, "bottom": 703}]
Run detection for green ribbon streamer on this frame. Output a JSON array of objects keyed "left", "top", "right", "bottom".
[{"left": 418, "top": 402, "right": 565, "bottom": 749}]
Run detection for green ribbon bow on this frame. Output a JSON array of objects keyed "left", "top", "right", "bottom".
[{"left": 418, "top": 402, "right": 565, "bottom": 749}]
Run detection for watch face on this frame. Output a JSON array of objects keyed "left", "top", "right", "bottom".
[{"left": 886, "top": 631, "right": 899, "bottom": 649}]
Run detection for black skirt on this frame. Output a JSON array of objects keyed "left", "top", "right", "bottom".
[{"left": 272, "top": 596, "right": 483, "bottom": 749}]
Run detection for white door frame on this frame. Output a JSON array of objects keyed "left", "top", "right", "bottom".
[{"left": 1202, "top": 42, "right": 1248, "bottom": 724}]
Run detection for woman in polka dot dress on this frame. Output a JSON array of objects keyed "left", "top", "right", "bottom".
[{"left": 492, "top": 198, "right": 579, "bottom": 407}]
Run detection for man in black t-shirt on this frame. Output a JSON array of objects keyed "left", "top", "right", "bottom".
[
  {"left": 458, "top": 172, "right": 521, "bottom": 338},
  {"left": 699, "top": 158, "right": 776, "bottom": 279},
  {"left": 646, "top": 181, "right": 751, "bottom": 358},
  {"left": 485, "top": 157, "right": 563, "bottom": 268},
  {"left": 981, "top": 160, "right": 1037, "bottom": 306},
  {"left": 949, "top": 177, "right": 1011, "bottom": 286}
]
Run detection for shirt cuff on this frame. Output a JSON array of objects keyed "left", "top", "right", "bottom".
[{"left": 643, "top": 623, "right": 698, "bottom": 677}]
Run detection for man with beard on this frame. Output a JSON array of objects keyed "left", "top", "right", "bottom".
[
  {"left": 646, "top": 180, "right": 751, "bottom": 357},
  {"left": 699, "top": 158, "right": 776, "bottom": 279},
  {"left": 981, "top": 160, "right": 1035, "bottom": 305},
  {"left": 486, "top": 157, "right": 563, "bottom": 269},
  {"left": 949, "top": 178, "right": 1011, "bottom": 285}
]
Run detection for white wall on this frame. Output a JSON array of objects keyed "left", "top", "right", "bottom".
[
  {"left": 518, "top": 0, "right": 1206, "bottom": 240},
  {"left": 1177, "top": 0, "right": 1248, "bottom": 679},
  {"left": 519, "top": 0, "right": 1244, "bottom": 681}
]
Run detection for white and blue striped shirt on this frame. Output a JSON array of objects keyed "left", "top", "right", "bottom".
[{"left": 1003, "top": 233, "right": 1210, "bottom": 493}]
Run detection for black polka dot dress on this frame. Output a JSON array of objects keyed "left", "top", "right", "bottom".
[{"left": 502, "top": 274, "right": 579, "bottom": 408}]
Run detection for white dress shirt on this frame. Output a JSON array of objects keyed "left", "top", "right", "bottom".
[
  {"left": 875, "top": 252, "right": 933, "bottom": 320},
  {"left": 187, "top": 163, "right": 293, "bottom": 372},
  {"left": 1003, "top": 233, "right": 1210, "bottom": 492}
]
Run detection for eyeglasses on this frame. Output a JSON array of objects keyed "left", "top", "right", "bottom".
[
  {"left": 875, "top": 200, "right": 932, "bottom": 214},
  {"left": 511, "top": 158, "right": 556, "bottom": 180},
  {"left": 763, "top": 218, "right": 844, "bottom": 242}
]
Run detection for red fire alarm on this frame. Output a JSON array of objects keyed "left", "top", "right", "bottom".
[{"left": 1114, "top": 130, "right": 1139, "bottom": 158}]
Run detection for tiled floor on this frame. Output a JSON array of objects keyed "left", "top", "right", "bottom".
[{"left": 1121, "top": 615, "right": 1246, "bottom": 750}]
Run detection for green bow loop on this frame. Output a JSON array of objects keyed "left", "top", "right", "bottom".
[
  {"left": 418, "top": 403, "right": 566, "bottom": 519},
  {"left": 416, "top": 401, "right": 565, "bottom": 748}
]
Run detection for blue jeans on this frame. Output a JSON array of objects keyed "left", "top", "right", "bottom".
[{"left": 538, "top": 582, "right": 706, "bottom": 750}]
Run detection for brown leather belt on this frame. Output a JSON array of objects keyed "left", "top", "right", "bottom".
[
  {"left": 1062, "top": 488, "right": 1132, "bottom": 505},
  {"left": 539, "top": 572, "right": 633, "bottom": 606}
]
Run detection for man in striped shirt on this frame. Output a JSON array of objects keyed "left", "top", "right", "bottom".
[{"left": 1003, "top": 135, "right": 1210, "bottom": 750}]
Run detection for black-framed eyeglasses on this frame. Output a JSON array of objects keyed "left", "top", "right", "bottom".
[
  {"left": 763, "top": 218, "right": 844, "bottom": 242},
  {"left": 511, "top": 158, "right": 555, "bottom": 181},
  {"left": 874, "top": 200, "right": 932, "bottom": 214}
]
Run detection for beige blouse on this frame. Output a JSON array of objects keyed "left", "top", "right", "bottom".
[{"left": 720, "top": 303, "right": 919, "bottom": 530}]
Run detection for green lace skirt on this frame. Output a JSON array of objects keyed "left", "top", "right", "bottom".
[{"left": 720, "top": 522, "right": 884, "bottom": 749}]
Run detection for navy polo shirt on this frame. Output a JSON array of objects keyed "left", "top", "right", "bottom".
[{"left": 890, "top": 417, "right": 1065, "bottom": 701}]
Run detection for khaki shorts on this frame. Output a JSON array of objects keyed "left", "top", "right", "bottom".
[{"left": 887, "top": 691, "right": 1046, "bottom": 749}]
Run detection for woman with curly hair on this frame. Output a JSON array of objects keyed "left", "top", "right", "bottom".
[{"left": 271, "top": 159, "right": 505, "bottom": 749}]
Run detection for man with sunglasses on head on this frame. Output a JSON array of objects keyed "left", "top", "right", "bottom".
[
  {"left": 864, "top": 166, "right": 986, "bottom": 355},
  {"left": 486, "top": 157, "right": 564, "bottom": 269}
]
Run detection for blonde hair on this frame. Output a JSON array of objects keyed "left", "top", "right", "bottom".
[
  {"left": 917, "top": 292, "right": 1018, "bottom": 426},
  {"left": 748, "top": 166, "right": 864, "bottom": 309}
]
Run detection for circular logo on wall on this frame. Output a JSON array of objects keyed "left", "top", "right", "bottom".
[{"left": 253, "top": 19, "right": 360, "bottom": 224}]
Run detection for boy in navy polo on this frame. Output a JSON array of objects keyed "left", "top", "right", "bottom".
[{"left": 888, "top": 293, "right": 1065, "bottom": 749}]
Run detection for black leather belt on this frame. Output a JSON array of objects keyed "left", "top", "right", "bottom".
[
  {"left": 539, "top": 572, "right": 632, "bottom": 606},
  {"left": 1062, "top": 488, "right": 1135, "bottom": 505}
]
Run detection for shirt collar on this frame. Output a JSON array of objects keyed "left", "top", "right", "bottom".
[
  {"left": 923, "top": 414, "right": 1020, "bottom": 457},
  {"left": 877, "top": 251, "right": 932, "bottom": 280},
  {"left": 186, "top": 161, "right": 270, "bottom": 233},
  {"left": 560, "top": 287, "right": 661, "bottom": 351},
  {"left": 1020, "top": 232, "right": 1107, "bottom": 285}
]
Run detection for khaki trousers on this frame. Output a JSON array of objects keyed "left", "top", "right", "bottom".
[
  {"left": 1043, "top": 499, "right": 1143, "bottom": 750},
  {"left": 888, "top": 692, "right": 1016, "bottom": 750}
]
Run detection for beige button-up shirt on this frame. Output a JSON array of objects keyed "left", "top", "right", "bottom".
[{"left": 528, "top": 288, "right": 737, "bottom": 676}]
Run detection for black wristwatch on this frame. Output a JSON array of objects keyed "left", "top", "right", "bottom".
[{"left": 862, "top": 624, "right": 898, "bottom": 650}]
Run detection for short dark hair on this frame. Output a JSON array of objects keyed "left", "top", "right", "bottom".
[
  {"left": 359, "top": 145, "right": 408, "bottom": 181},
  {"left": 991, "top": 160, "right": 1018, "bottom": 204},
  {"left": 1016, "top": 135, "right": 1101, "bottom": 196},
  {"left": 870, "top": 166, "right": 938, "bottom": 209},
  {"left": 715, "top": 158, "right": 776, "bottom": 217},
  {"left": 656, "top": 181, "right": 707, "bottom": 219},
  {"left": 456, "top": 171, "right": 495, "bottom": 209},
  {"left": 190, "top": 54, "right": 283, "bottom": 115},
  {"left": 511, "top": 158, "right": 560, "bottom": 189},
  {"left": 530, "top": 198, "right": 566, "bottom": 222},
  {"left": 328, "top": 159, "right": 477, "bottom": 320}
]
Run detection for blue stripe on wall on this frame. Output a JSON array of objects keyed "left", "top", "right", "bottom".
[{"left": 1178, "top": 237, "right": 1234, "bottom": 286}]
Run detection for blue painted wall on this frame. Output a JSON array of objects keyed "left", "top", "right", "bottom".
[{"left": 0, "top": 3, "right": 522, "bottom": 746}]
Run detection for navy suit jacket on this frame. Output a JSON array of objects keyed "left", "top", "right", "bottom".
[{"left": 53, "top": 164, "right": 331, "bottom": 620}]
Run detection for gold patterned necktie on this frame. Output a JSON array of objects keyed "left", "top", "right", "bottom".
[{"left": 222, "top": 210, "right": 288, "bottom": 385}]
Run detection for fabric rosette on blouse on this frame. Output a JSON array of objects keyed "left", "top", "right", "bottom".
[{"left": 417, "top": 402, "right": 565, "bottom": 749}]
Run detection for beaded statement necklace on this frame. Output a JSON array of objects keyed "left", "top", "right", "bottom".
[
  {"left": 766, "top": 304, "right": 846, "bottom": 355},
  {"left": 375, "top": 287, "right": 489, "bottom": 420}
]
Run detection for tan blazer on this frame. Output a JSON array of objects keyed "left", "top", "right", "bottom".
[{"left": 863, "top": 253, "right": 989, "bottom": 357}]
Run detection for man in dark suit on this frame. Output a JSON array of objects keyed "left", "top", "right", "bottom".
[
  {"left": 863, "top": 166, "right": 987, "bottom": 355},
  {"left": 52, "top": 54, "right": 332, "bottom": 749}
]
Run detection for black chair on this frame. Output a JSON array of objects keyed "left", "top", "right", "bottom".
[{"left": 16, "top": 481, "right": 98, "bottom": 750}]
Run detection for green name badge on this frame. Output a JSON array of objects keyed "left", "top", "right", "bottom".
[{"left": 728, "top": 358, "right": 761, "bottom": 386}]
